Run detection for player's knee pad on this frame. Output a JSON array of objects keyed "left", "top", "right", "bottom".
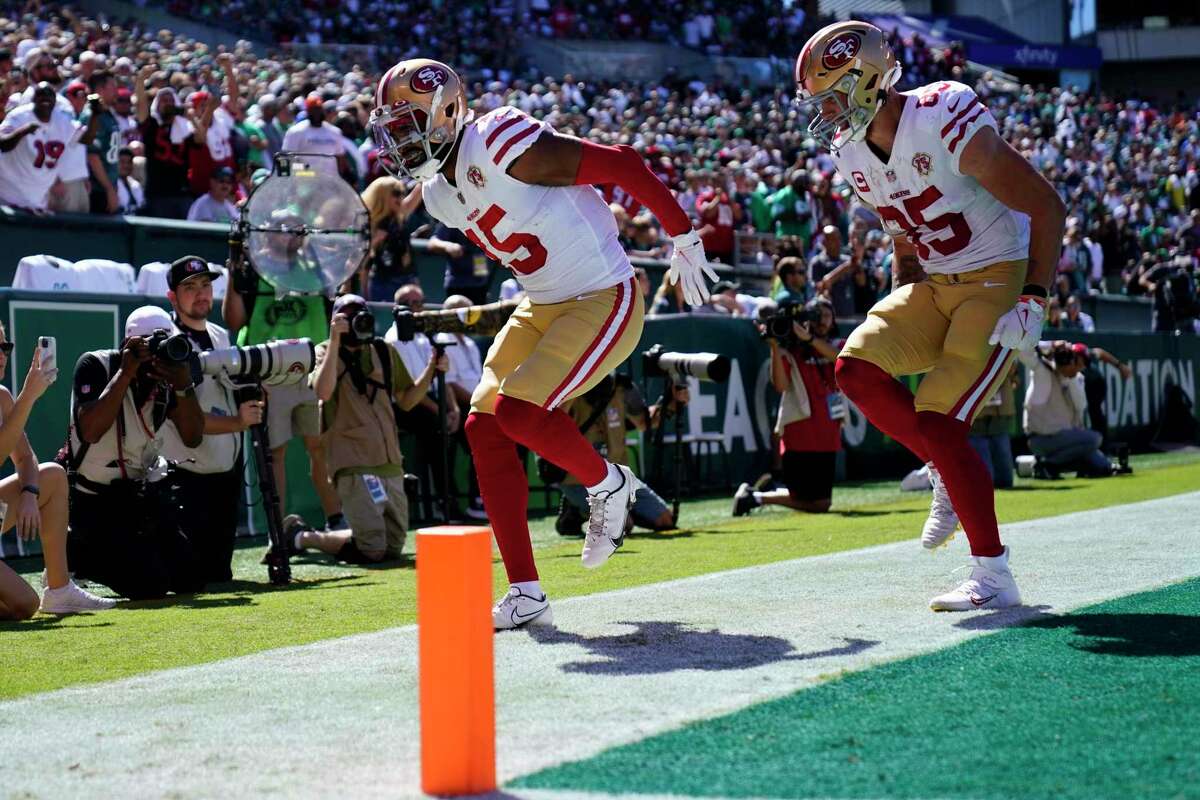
[{"left": 915, "top": 410, "right": 969, "bottom": 451}]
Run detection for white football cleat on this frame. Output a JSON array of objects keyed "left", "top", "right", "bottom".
[
  {"left": 40, "top": 580, "right": 117, "bottom": 614},
  {"left": 929, "top": 546, "right": 1021, "bottom": 612},
  {"left": 492, "top": 586, "right": 554, "bottom": 630},
  {"left": 581, "top": 464, "right": 636, "bottom": 568},
  {"left": 921, "top": 464, "right": 960, "bottom": 549}
]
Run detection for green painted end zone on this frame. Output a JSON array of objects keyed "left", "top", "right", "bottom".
[{"left": 514, "top": 577, "right": 1200, "bottom": 799}]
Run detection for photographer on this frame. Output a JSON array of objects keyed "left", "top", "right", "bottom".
[
  {"left": 554, "top": 374, "right": 681, "bottom": 536},
  {"left": 0, "top": 332, "right": 114, "bottom": 618},
  {"left": 385, "top": 284, "right": 461, "bottom": 516},
  {"left": 1016, "top": 340, "right": 1113, "bottom": 478},
  {"left": 64, "top": 307, "right": 207, "bottom": 600},
  {"left": 288, "top": 295, "right": 447, "bottom": 563},
  {"left": 223, "top": 218, "right": 345, "bottom": 530},
  {"left": 162, "top": 256, "right": 264, "bottom": 583},
  {"left": 734, "top": 299, "right": 843, "bottom": 515}
]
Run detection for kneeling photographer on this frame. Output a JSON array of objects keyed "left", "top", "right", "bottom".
[
  {"left": 162, "top": 256, "right": 264, "bottom": 584},
  {"left": 554, "top": 373, "right": 682, "bottom": 536},
  {"left": 64, "top": 306, "right": 207, "bottom": 600},
  {"left": 288, "top": 294, "right": 447, "bottom": 564},
  {"left": 734, "top": 298, "right": 844, "bottom": 515},
  {"left": 1017, "top": 340, "right": 1114, "bottom": 478}
]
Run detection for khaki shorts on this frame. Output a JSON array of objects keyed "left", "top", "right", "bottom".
[
  {"left": 471, "top": 276, "right": 644, "bottom": 414},
  {"left": 335, "top": 472, "right": 409, "bottom": 558},
  {"left": 839, "top": 260, "right": 1026, "bottom": 424},
  {"left": 266, "top": 382, "right": 320, "bottom": 449}
]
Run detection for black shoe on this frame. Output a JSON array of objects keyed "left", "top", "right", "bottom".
[
  {"left": 732, "top": 482, "right": 760, "bottom": 517},
  {"left": 325, "top": 512, "right": 348, "bottom": 531},
  {"left": 261, "top": 514, "right": 310, "bottom": 563},
  {"left": 555, "top": 497, "right": 585, "bottom": 537},
  {"left": 1033, "top": 461, "right": 1062, "bottom": 480}
]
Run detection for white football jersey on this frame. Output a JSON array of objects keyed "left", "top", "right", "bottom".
[
  {"left": 422, "top": 107, "right": 632, "bottom": 304},
  {"left": 0, "top": 104, "right": 85, "bottom": 210},
  {"left": 832, "top": 81, "right": 1030, "bottom": 275}
]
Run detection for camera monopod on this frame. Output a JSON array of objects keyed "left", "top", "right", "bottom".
[
  {"left": 642, "top": 345, "right": 732, "bottom": 521},
  {"left": 236, "top": 384, "right": 291, "bottom": 586},
  {"left": 431, "top": 334, "right": 457, "bottom": 524}
]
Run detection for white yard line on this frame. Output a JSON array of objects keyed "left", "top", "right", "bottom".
[{"left": 2, "top": 492, "right": 1199, "bottom": 800}]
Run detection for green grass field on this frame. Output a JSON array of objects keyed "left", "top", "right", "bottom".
[
  {"left": 2, "top": 451, "right": 1197, "bottom": 702},
  {"left": 515, "top": 576, "right": 1200, "bottom": 799}
]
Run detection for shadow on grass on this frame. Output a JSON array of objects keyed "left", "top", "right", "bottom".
[
  {"left": 1031, "top": 612, "right": 1200, "bottom": 657},
  {"left": 109, "top": 574, "right": 373, "bottom": 612},
  {"left": 1001, "top": 485, "right": 1078, "bottom": 492},
  {"left": 526, "top": 620, "right": 877, "bottom": 675},
  {"left": 0, "top": 615, "right": 116, "bottom": 632},
  {"left": 952, "top": 604, "right": 1056, "bottom": 631}
]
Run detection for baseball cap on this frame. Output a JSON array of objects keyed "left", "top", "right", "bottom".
[
  {"left": 168, "top": 255, "right": 221, "bottom": 290},
  {"left": 332, "top": 294, "right": 367, "bottom": 315},
  {"left": 1071, "top": 343, "right": 1089, "bottom": 357},
  {"left": 211, "top": 165, "right": 235, "bottom": 181},
  {"left": 125, "top": 305, "right": 174, "bottom": 338},
  {"left": 304, "top": 92, "right": 323, "bottom": 110},
  {"left": 65, "top": 80, "right": 86, "bottom": 95}
]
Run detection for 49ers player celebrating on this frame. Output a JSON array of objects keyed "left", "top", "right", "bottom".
[
  {"left": 795, "top": 23, "right": 1065, "bottom": 611},
  {"left": 371, "top": 60, "right": 714, "bottom": 629}
]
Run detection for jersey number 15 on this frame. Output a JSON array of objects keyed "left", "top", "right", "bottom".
[
  {"left": 464, "top": 204, "right": 548, "bottom": 275},
  {"left": 877, "top": 186, "right": 971, "bottom": 260}
]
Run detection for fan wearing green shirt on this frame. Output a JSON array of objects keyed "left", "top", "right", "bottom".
[
  {"left": 766, "top": 169, "right": 814, "bottom": 246},
  {"left": 78, "top": 69, "right": 123, "bottom": 214}
]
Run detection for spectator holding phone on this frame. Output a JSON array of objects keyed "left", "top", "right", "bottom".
[{"left": 0, "top": 328, "right": 114, "bottom": 618}]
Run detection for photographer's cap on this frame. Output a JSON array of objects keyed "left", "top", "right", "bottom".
[
  {"left": 332, "top": 293, "right": 367, "bottom": 314},
  {"left": 168, "top": 255, "right": 221, "bottom": 290},
  {"left": 125, "top": 305, "right": 174, "bottom": 339}
]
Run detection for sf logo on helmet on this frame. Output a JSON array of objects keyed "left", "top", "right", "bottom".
[
  {"left": 822, "top": 32, "right": 862, "bottom": 70},
  {"left": 410, "top": 66, "right": 449, "bottom": 93}
]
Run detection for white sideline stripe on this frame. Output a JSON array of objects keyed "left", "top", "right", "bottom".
[{"left": 2, "top": 492, "right": 1199, "bottom": 800}]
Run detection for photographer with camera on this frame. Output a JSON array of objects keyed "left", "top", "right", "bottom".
[
  {"left": 161, "top": 256, "right": 264, "bottom": 583},
  {"left": 223, "top": 218, "right": 345, "bottom": 531},
  {"left": 734, "top": 298, "right": 844, "bottom": 516},
  {"left": 64, "top": 306, "right": 207, "bottom": 600},
  {"left": 287, "top": 294, "right": 447, "bottom": 563},
  {"left": 554, "top": 373, "right": 681, "bottom": 536},
  {"left": 1017, "top": 340, "right": 1115, "bottom": 478},
  {"left": 385, "top": 284, "right": 462, "bottom": 515}
]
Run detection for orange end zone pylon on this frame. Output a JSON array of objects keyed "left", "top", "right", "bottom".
[{"left": 417, "top": 525, "right": 496, "bottom": 796}]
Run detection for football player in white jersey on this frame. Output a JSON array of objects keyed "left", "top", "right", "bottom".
[
  {"left": 371, "top": 59, "right": 714, "bottom": 629},
  {"left": 795, "top": 22, "right": 1066, "bottom": 611},
  {"left": 0, "top": 83, "right": 97, "bottom": 211}
]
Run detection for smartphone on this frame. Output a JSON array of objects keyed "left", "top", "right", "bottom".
[{"left": 38, "top": 336, "right": 55, "bottom": 371}]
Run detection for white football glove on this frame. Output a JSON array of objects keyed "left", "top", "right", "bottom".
[
  {"left": 988, "top": 294, "right": 1047, "bottom": 351},
  {"left": 667, "top": 229, "right": 719, "bottom": 309}
]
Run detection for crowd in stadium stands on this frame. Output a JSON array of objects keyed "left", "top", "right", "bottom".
[{"left": 0, "top": 2, "right": 1196, "bottom": 329}]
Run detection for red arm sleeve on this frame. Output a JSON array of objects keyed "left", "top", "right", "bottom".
[{"left": 574, "top": 140, "right": 692, "bottom": 238}]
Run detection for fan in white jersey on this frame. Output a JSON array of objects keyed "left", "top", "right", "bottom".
[
  {"left": 795, "top": 22, "right": 1066, "bottom": 613},
  {"left": 0, "top": 84, "right": 95, "bottom": 211},
  {"left": 372, "top": 59, "right": 714, "bottom": 630}
]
